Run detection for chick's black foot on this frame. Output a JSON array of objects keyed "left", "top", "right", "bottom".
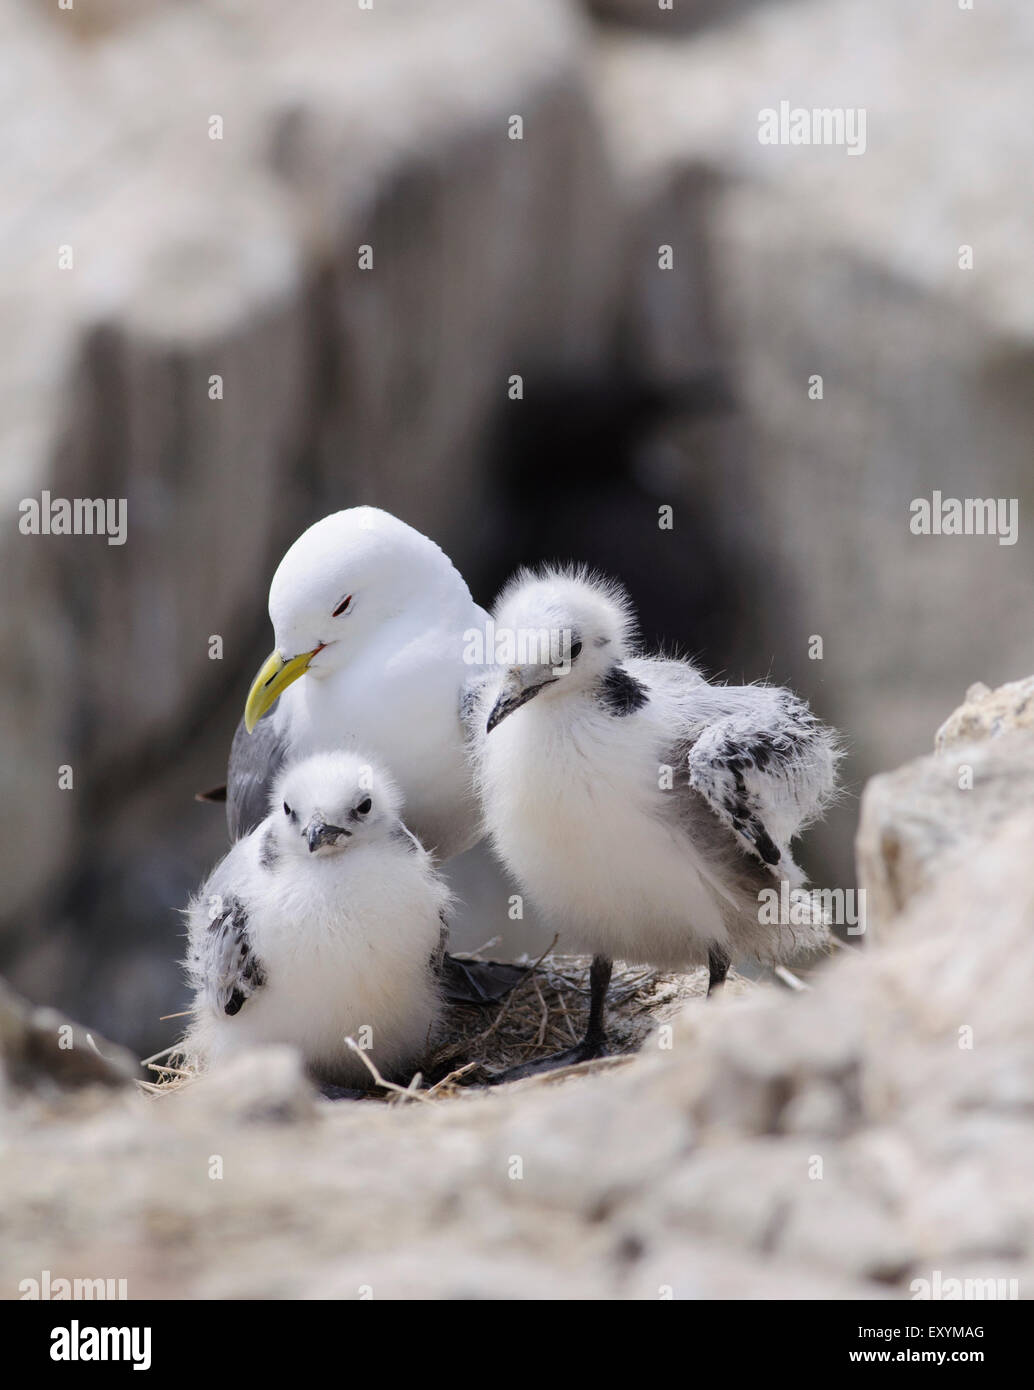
[
  {"left": 488, "top": 1035, "right": 608, "bottom": 1085},
  {"left": 488, "top": 953, "right": 613, "bottom": 1085},
  {"left": 707, "top": 943, "right": 730, "bottom": 996}
]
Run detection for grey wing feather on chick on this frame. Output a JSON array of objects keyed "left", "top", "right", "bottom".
[
  {"left": 651, "top": 662, "right": 840, "bottom": 879},
  {"left": 194, "top": 891, "right": 267, "bottom": 1017}
]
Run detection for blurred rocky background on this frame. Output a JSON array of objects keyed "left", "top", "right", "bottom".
[{"left": 1, "top": 0, "right": 1032, "bottom": 1060}]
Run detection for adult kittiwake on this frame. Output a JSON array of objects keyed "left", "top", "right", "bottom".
[
  {"left": 183, "top": 751, "right": 450, "bottom": 1087},
  {"left": 472, "top": 567, "right": 841, "bottom": 1078},
  {"left": 227, "top": 507, "right": 489, "bottom": 860}
]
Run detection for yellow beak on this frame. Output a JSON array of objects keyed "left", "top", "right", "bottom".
[{"left": 244, "top": 648, "right": 317, "bottom": 733}]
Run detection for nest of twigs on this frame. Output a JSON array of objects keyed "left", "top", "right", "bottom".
[{"left": 424, "top": 949, "right": 745, "bottom": 1090}]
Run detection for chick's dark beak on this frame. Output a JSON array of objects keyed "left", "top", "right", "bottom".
[
  {"left": 486, "top": 674, "right": 555, "bottom": 734},
  {"left": 305, "top": 816, "right": 351, "bottom": 852}
]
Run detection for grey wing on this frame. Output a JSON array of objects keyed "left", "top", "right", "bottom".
[
  {"left": 189, "top": 887, "right": 268, "bottom": 1018},
  {"left": 656, "top": 664, "right": 840, "bottom": 877},
  {"left": 227, "top": 711, "right": 287, "bottom": 840}
]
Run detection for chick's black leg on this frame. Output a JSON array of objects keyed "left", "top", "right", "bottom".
[
  {"left": 490, "top": 953, "right": 613, "bottom": 1084},
  {"left": 707, "top": 943, "right": 730, "bottom": 996},
  {"left": 584, "top": 953, "right": 613, "bottom": 1050}
]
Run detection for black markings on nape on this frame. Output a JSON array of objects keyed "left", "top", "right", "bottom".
[{"left": 597, "top": 663, "right": 649, "bottom": 717}]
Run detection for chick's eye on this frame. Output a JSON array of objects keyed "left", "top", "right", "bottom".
[
  {"left": 356, "top": 797, "right": 372, "bottom": 815},
  {"left": 283, "top": 802, "right": 292, "bottom": 817},
  {"left": 569, "top": 640, "right": 582, "bottom": 661},
  {"left": 332, "top": 595, "right": 353, "bottom": 617}
]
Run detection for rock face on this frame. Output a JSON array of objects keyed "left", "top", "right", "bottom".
[
  {"left": 857, "top": 676, "right": 1034, "bottom": 937},
  {"left": 935, "top": 677, "right": 1034, "bottom": 753},
  {"left": 2, "top": 681, "right": 1033, "bottom": 1299},
  {"left": 0, "top": 976, "right": 139, "bottom": 1096}
]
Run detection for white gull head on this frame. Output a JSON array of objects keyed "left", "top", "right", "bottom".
[
  {"left": 234, "top": 506, "right": 490, "bottom": 861},
  {"left": 267, "top": 506, "right": 473, "bottom": 684}
]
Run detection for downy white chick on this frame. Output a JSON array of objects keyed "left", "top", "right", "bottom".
[
  {"left": 184, "top": 751, "right": 450, "bottom": 1088},
  {"left": 473, "top": 567, "right": 840, "bottom": 1077}
]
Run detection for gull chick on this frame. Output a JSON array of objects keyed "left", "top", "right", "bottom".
[
  {"left": 183, "top": 751, "right": 449, "bottom": 1087},
  {"left": 228, "top": 506, "right": 490, "bottom": 860},
  {"left": 474, "top": 567, "right": 840, "bottom": 1076}
]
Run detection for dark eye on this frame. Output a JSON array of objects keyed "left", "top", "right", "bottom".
[
  {"left": 356, "top": 797, "right": 372, "bottom": 815},
  {"left": 283, "top": 802, "right": 292, "bottom": 817},
  {"left": 332, "top": 595, "right": 353, "bottom": 617},
  {"left": 569, "top": 640, "right": 582, "bottom": 661}
]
